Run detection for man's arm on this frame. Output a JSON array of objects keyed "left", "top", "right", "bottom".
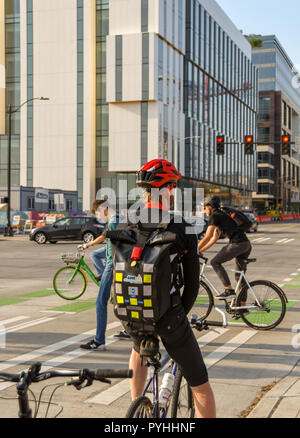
[
  {"left": 198, "top": 225, "right": 220, "bottom": 253},
  {"left": 83, "top": 234, "right": 106, "bottom": 249}
]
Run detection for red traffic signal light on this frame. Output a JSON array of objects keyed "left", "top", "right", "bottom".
[
  {"left": 282, "top": 135, "right": 290, "bottom": 143},
  {"left": 282, "top": 135, "right": 291, "bottom": 155},
  {"left": 244, "top": 135, "right": 254, "bottom": 155},
  {"left": 216, "top": 135, "right": 225, "bottom": 155}
]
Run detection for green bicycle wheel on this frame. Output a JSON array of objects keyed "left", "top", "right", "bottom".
[{"left": 53, "top": 266, "right": 87, "bottom": 300}]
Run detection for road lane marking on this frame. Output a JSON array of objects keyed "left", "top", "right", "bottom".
[
  {"left": 85, "top": 328, "right": 230, "bottom": 406},
  {"left": 6, "top": 317, "right": 56, "bottom": 334},
  {"left": 252, "top": 237, "right": 267, "bottom": 242},
  {"left": 0, "top": 316, "right": 28, "bottom": 326},
  {"left": 0, "top": 321, "right": 122, "bottom": 392},
  {"left": 257, "top": 238, "right": 271, "bottom": 242},
  {"left": 204, "top": 330, "right": 257, "bottom": 368},
  {"left": 283, "top": 278, "right": 292, "bottom": 282},
  {"left": 276, "top": 238, "right": 289, "bottom": 243},
  {"left": 282, "top": 239, "right": 295, "bottom": 244}
]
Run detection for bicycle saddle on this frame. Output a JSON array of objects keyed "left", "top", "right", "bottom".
[{"left": 242, "top": 258, "right": 257, "bottom": 264}]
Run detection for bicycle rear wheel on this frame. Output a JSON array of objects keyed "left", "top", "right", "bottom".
[
  {"left": 53, "top": 266, "right": 87, "bottom": 300},
  {"left": 190, "top": 280, "right": 214, "bottom": 321},
  {"left": 170, "top": 369, "right": 195, "bottom": 418},
  {"left": 126, "top": 396, "right": 154, "bottom": 418},
  {"left": 236, "top": 280, "right": 286, "bottom": 330}
]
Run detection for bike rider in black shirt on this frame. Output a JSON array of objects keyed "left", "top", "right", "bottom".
[
  {"left": 122, "top": 159, "right": 216, "bottom": 418},
  {"left": 198, "top": 195, "right": 252, "bottom": 301}
]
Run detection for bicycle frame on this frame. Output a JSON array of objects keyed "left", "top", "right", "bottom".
[
  {"left": 200, "top": 261, "right": 263, "bottom": 311},
  {"left": 68, "top": 257, "right": 100, "bottom": 287},
  {"left": 142, "top": 353, "right": 177, "bottom": 418}
]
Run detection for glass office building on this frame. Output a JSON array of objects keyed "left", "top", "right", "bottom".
[
  {"left": 248, "top": 35, "right": 300, "bottom": 211},
  {"left": 182, "top": 0, "right": 258, "bottom": 207},
  {"left": 1, "top": 1, "right": 258, "bottom": 212},
  {"left": 104, "top": 0, "right": 258, "bottom": 209}
]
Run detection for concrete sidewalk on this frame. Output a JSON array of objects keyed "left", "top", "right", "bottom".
[{"left": 248, "top": 360, "right": 300, "bottom": 418}]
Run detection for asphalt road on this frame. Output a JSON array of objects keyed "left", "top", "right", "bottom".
[{"left": 0, "top": 222, "right": 299, "bottom": 419}]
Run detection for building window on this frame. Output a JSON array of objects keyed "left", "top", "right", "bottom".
[
  {"left": 28, "top": 197, "right": 35, "bottom": 210},
  {"left": 49, "top": 199, "right": 55, "bottom": 210},
  {"left": 142, "top": 33, "right": 149, "bottom": 100},
  {"left": 115, "top": 35, "right": 122, "bottom": 101},
  {"left": 258, "top": 97, "right": 271, "bottom": 122},
  {"left": 141, "top": 102, "right": 148, "bottom": 165},
  {"left": 141, "top": 0, "right": 148, "bottom": 32},
  {"left": 66, "top": 200, "right": 73, "bottom": 211}
]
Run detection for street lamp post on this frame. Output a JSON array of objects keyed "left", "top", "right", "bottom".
[{"left": 4, "top": 97, "right": 50, "bottom": 237}]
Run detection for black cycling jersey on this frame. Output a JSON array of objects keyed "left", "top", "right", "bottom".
[
  {"left": 121, "top": 206, "right": 208, "bottom": 387},
  {"left": 135, "top": 207, "right": 200, "bottom": 315},
  {"left": 208, "top": 209, "right": 249, "bottom": 243}
]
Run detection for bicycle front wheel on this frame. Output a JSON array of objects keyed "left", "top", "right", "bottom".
[
  {"left": 170, "top": 369, "right": 195, "bottom": 418},
  {"left": 126, "top": 396, "right": 154, "bottom": 418},
  {"left": 236, "top": 280, "right": 286, "bottom": 330},
  {"left": 53, "top": 266, "right": 87, "bottom": 300},
  {"left": 190, "top": 280, "right": 214, "bottom": 321}
]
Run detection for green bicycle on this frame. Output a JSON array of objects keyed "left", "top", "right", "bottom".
[{"left": 53, "top": 245, "right": 100, "bottom": 300}]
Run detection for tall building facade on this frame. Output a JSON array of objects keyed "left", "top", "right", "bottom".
[
  {"left": 0, "top": 0, "right": 258, "bottom": 212},
  {"left": 247, "top": 35, "right": 300, "bottom": 212},
  {"left": 104, "top": 0, "right": 258, "bottom": 208}
]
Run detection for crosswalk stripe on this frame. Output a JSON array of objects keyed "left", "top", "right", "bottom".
[
  {"left": 282, "top": 239, "right": 295, "bottom": 244},
  {"left": 204, "top": 330, "right": 256, "bottom": 368},
  {"left": 0, "top": 322, "right": 122, "bottom": 392},
  {"left": 0, "top": 316, "right": 28, "bottom": 326},
  {"left": 85, "top": 327, "right": 230, "bottom": 406},
  {"left": 276, "top": 238, "right": 289, "bottom": 243},
  {"left": 6, "top": 317, "right": 56, "bottom": 334}
]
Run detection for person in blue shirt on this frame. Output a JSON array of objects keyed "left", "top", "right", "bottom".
[
  {"left": 80, "top": 199, "right": 123, "bottom": 350},
  {"left": 83, "top": 200, "right": 107, "bottom": 281}
]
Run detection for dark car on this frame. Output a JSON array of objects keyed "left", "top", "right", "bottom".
[
  {"left": 243, "top": 212, "right": 258, "bottom": 233},
  {"left": 29, "top": 216, "right": 105, "bottom": 244}
]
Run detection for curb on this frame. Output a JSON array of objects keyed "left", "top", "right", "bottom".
[{"left": 248, "top": 362, "right": 300, "bottom": 418}]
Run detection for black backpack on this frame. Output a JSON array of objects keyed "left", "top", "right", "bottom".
[
  {"left": 221, "top": 206, "right": 252, "bottom": 232},
  {"left": 107, "top": 220, "right": 184, "bottom": 333}
]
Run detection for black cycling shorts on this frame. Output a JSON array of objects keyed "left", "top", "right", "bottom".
[{"left": 122, "top": 305, "right": 208, "bottom": 388}]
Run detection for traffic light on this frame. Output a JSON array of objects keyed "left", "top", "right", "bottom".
[
  {"left": 244, "top": 135, "right": 254, "bottom": 155},
  {"left": 282, "top": 135, "right": 291, "bottom": 155},
  {"left": 216, "top": 135, "right": 225, "bottom": 155}
]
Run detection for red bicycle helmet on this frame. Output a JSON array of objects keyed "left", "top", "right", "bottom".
[{"left": 136, "top": 159, "right": 182, "bottom": 189}]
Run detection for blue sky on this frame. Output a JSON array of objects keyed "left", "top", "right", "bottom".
[{"left": 217, "top": 0, "right": 300, "bottom": 66}]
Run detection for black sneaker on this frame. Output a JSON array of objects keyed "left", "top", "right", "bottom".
[
  {"left": 113, "top": 330, "right": 131, "bottom": 339},
  {"left": 95, "top": 274, "right": 102, "bottom": 283},
  {"left": 80, "top": 339, "right": 106, "bottom": 350},
  {"left": 216, "top": 290, "right": 236, "bottom": 300}
]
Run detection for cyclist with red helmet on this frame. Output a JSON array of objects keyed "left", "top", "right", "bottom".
[{"left": 118, "top": 159, "right": 216, "bottom": 418}]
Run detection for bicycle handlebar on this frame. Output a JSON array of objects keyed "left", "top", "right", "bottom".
[
  {"left": 0, "top": 364, "right": 133, "bottom": 384},
  {"left": 198, "top": 254, "right": 208, "bottom": 263},
  {"left": 189, "top": 315, "right": 227, "bottom": 331}
]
